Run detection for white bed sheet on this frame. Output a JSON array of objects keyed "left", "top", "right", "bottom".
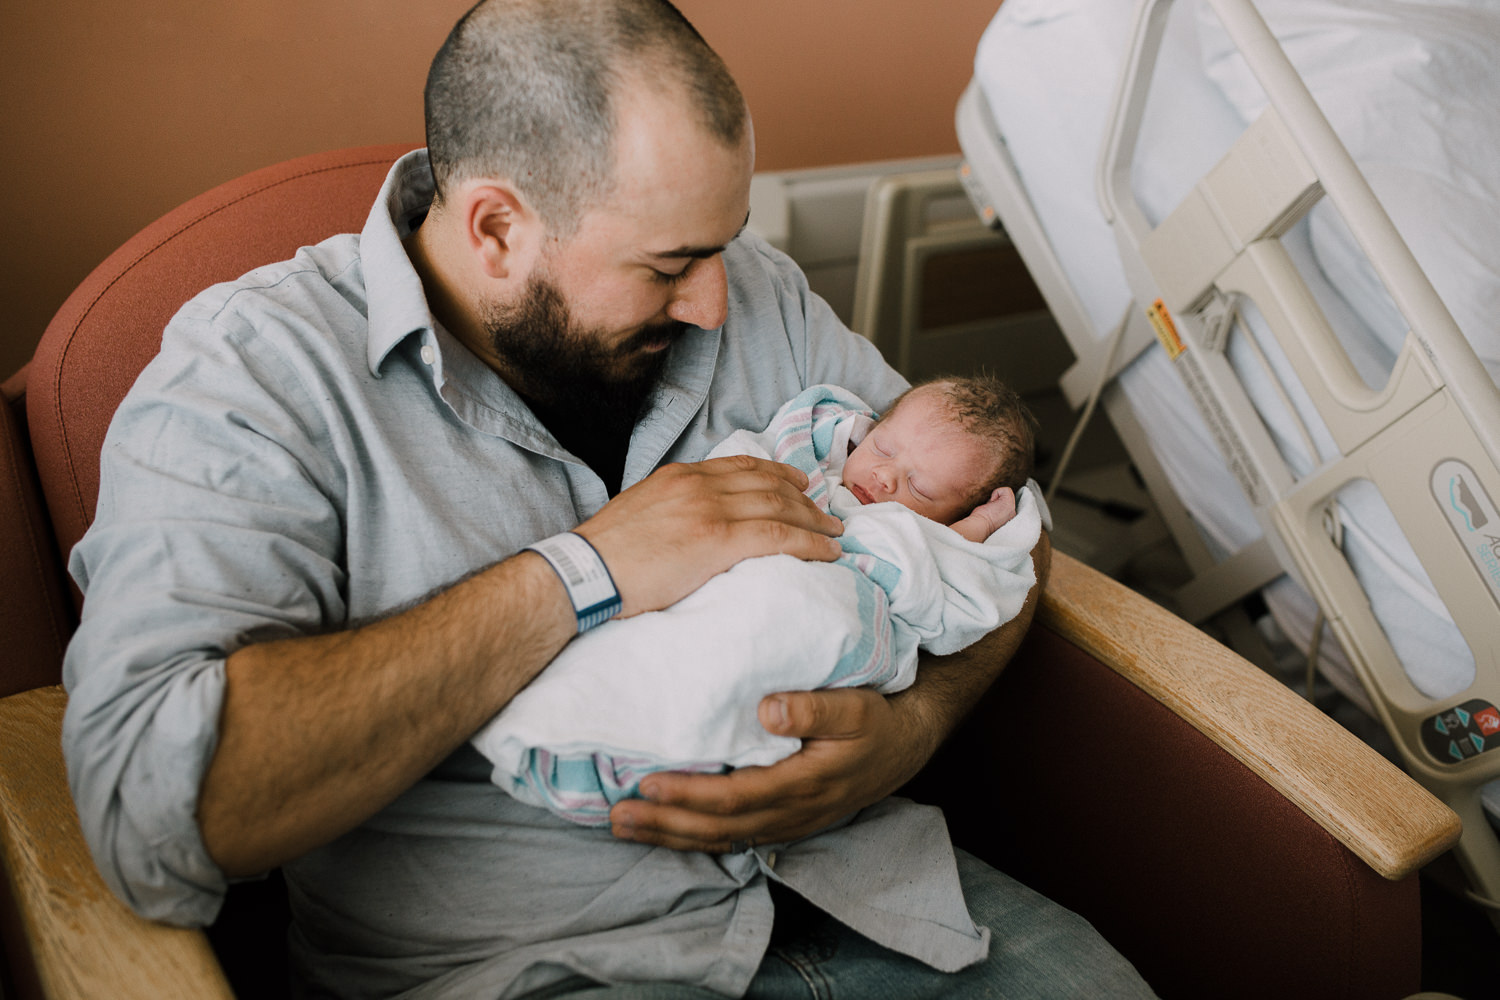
[{"left": 971, "top": 0, "right": 1482, "bottom": 707}]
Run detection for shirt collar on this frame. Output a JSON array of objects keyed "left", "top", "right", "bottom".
[
  {"left": 353, "top": 148, "right": 725, "bottom": 473},
  {"left": 362, "top": 149, "right": 440, "bottom": 378}
]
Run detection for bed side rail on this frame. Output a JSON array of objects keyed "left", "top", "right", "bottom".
[{"left": 1096, "top": 0, "right": 1500, "bottom": 920}]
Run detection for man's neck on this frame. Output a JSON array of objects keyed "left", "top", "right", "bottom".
[
  {"left": 525, "top": 394, "right": 635, "bottom": 497},
  {"left": 402, "top": 218, "right": 506, "bottom": 377}
]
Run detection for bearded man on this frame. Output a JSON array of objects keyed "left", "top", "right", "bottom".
[{"left": 62, "top": 1, "right": 1154, "bottom": 997}]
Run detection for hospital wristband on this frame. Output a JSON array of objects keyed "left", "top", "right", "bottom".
[{"left": 524, "top": 531, "right": 622, "bottom": 633}]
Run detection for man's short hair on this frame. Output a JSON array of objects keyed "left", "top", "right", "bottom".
[
  {"left": 891, "top": 374, "right": 1039, "bottom": 502},
  {"left": 424, "top": 0, "right": 747, "bottom": 234}
]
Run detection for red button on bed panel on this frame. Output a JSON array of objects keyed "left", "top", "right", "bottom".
[{"left": 1477, "top": 708, "right": 1500, "bottom": 736}]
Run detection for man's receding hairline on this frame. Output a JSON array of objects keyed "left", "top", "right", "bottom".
[{"left": 424, "top": 0, "right": 747, "bottom": 234}]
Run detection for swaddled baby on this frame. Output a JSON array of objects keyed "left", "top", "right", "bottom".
[{"left": 471, "top": 376, "right": 1045, "bottom": 824}]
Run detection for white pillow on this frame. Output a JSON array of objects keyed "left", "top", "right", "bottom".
[{"left": 1195, "top": 0, "right": 1500, "bottom": 385}]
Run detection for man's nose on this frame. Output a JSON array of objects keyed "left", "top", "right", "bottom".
[{"left": 666, "top": 255, "right": 729, "bottom": 330}]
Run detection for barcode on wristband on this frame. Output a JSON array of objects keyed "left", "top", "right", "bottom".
[{"left": 549, "top": 544, "right": 585, "bottom": 587}]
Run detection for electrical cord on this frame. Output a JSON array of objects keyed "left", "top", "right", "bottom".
[
  {"left": 1306, "top": 502, "right": 1345, "bottom": 702},
  {"left": 1045, "top": 303, "right": 1132, "bottom": 511}
]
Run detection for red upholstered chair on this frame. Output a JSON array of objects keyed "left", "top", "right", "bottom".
[{"left": 0, "top": 146, "right": 1461, "bottom": 1000}]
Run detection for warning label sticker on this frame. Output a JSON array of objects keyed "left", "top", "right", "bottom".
[{"left": 1147, "top": 299, "right": 1185, "bottom": 360}]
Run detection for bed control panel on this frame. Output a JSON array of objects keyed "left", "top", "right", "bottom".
[{"left": 1422, "top": 700, "right": 1500, "bottom": 765}]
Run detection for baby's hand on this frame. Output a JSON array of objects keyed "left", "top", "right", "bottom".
[
  {"left": 974, "top": 486, "right": 1017, "bottom": 527},
  {"left": 951, "top": 487, "right": 1017, "bottom": 543}
]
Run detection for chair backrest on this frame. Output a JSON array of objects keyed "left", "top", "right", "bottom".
[
  {"left": 1, "top": 373, "right": 74, "bottom": 697},
  {"left": 27, "top": 143, "right": 418, "bottom": 608},
  {"left": 3, "top": 145, "right": 415, "bottom": 698}
]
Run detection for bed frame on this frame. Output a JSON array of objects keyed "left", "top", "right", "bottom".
[{"left": 953, "top": 0, "right": 1500, "bottom": 926}]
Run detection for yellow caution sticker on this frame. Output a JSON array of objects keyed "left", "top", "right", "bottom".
[{"left": 1147, "top": 298, "right": 1185, "bottom": 359}]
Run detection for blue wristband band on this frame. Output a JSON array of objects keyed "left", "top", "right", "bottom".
[{"left": 524, "top": 532, "right": 622, "bottom": 632}]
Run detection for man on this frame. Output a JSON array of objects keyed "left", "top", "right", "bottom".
[{"left": 62, "top": 0, "right": 1154, "bottom": 996}]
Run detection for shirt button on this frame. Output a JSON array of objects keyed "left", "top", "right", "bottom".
[
  {"left": 420, "top": 344, "right": 435, "bottom": 365},
  {"left": 766, "top": 851, "right": 778, "bottom": 870}
]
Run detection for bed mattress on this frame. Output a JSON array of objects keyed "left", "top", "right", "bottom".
[{"left": 970, "top": 0, "right": 1500, "bottom": 714}]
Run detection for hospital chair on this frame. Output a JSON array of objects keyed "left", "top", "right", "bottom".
[{"left": 0, "top": 145, "right": 1464, "bottom": 999}]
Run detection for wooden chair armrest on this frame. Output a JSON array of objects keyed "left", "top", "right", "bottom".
[
  {"left": 0, "top": 685, "right": 233, "bottom": 999},
  {"left": 1038, "top": 551, "right": 1460, "bottom": 880}
]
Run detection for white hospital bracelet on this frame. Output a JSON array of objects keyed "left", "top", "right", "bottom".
[{"left": 524, "top": 532, "right": 621, "bottom": 633}]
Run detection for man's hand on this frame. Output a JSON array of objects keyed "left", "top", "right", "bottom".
[
  {"left": 577, "top": 455, "right": 845, "bottom": 617},
  {"left": 608, "top": 687, "right": 931, "bottom": 852}
]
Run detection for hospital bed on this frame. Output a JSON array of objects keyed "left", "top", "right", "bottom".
[{"left": 949, "top": 0, "right": 1500, "bottom": 926}]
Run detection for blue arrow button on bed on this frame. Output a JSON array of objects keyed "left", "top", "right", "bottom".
[{"left": 1423, "top": 701, "right": 1499, "bottom": 764}]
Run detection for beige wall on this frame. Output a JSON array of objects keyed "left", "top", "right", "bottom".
[{"left": 0, "top": 0, "right": 1000, "bottom": 379}]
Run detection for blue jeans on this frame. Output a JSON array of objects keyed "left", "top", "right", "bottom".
[{"left": 530, "top": 849, "right": 1157, "bottom": 999}]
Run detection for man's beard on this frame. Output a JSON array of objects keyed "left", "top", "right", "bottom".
[{"left": 482, "top": 273, "right": 685, "bottom": 427}]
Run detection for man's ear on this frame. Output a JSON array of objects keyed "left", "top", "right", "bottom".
[{"left": 462, "top": 183, "right": 540, "bottom": 281}]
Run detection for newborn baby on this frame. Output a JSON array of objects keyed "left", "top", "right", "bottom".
[{"left": 470, "top": 377, "right": 1046, "bottom": 825}]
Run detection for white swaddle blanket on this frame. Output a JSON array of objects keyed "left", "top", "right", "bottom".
[{"left": 470, "top": 385, "right": 1043, "bottom": 824}]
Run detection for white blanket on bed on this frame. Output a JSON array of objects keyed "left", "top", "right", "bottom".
[{"left": 470, "top": 385, "right": 1043, "bottom": 825}]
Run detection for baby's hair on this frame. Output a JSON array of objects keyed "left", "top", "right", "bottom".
[{"left": 887, "top": 374, "right": 1038, "bottom": 506}]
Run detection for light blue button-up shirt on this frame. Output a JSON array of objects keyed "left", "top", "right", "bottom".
[{"left": 62, "top": 150, "right": 988, "bottom": 998}]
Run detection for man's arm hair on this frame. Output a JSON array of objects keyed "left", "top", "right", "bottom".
[{"left": 899, "top": 528, "right": 1051, "bottom": 752}]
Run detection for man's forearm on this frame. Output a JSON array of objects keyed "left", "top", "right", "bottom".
[
  {"left": 198, "top": 551, "right": 576, "bottom": 876},
  {"left": 888, "top": 531, "right": 1052, "bottom": 761}
]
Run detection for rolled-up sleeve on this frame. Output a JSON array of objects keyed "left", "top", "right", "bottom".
[{"left": 62, "top": 298, "right": 348, "bottom": 926}]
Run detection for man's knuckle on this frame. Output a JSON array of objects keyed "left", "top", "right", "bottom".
[
  {"left": 769, "top": 489, "right": 805, "bottom": 515},
  {"left": 716, "top": 789, "right": 747, "bottom": 814},
  {"left": 787, "top": 777, "right": 823, "bottom": 801},
  {"left": 791, "top": 693, "right": 824, "bottom": 727},
  {"left": 762, "top": 518, "right": 795, "bottom": 545}
]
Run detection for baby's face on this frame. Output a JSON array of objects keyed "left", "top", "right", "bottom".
[{"left": 842, "top": 390, "right": 994, "bottom": 524}]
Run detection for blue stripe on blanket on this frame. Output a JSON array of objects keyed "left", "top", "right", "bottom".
[
  {"left": 822, "top": 561, "right": 897, "bottom": 690},
  {"left": 836, "top": 536, "right": 903, "bottom": 599},
  {"left": 512, "top": 750, "right": 725, "bottom": 826},
  {"left": 771, "top": 385, "right": 877, "bottom": 515},
  {"left": 767, "top": 386, "right": 904, "bottom": 691}
]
